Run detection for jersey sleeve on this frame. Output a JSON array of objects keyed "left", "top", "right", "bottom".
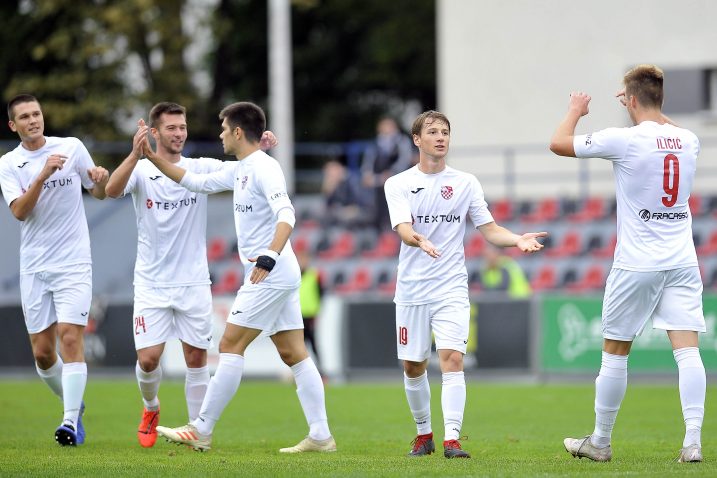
[
  {"left": 73, "top": 138, "right": 99, "bottom": 189},
  {"left": 180, "top": 162, "right": 235, "bottom": 194},
  {"left": 384, "top": 176, "right": 412, "bottom": 229},
  {"left": 199, "top": 157, "right": 230, "bottom": 174},
  {"left": 468, "top": 175, "right": 494, "bottom": 227},
  {"left": 258, "top": 160, "right": 294, "bottom": 216},
  {"left": 573, "top": 127, "right": 631, "bottom": 161},
  {"left": 0, "top": 156, "right": 22, "bottom": 207},
  {"left": 122, "top": 167, "right": 139, "bottom": 197}
]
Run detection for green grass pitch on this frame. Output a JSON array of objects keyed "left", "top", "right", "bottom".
[{"left": 0, "top": 379, "right": 714, "bottom": 477}]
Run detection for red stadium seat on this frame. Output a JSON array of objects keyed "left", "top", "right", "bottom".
[
  {"left": 569, "top": 197, "right": 606, "bottom": 222},
  {"left": 490, "top": 198, "right": 514, "bottom": 222},
  {"left": 363, "top": 232, "right": 399, "bottom": 258},
  {"left": 522, "top": 198, "right": 559, "bottom": 223},
  {"left": 318, "top": 231, "right": 356, "bottom": 260},
  {"left": 334, "top": 267, "right": 373, "bottom": 294},
  {"left": 591, "top": 234, "right": 616, "bottom": 258},
  {"left": 212, "top": 268, "right": 242, "bottom": 295},
  {"left": 697, "top": 231, "right": 717, "bottom": 256},
  {"left": 547, "top": 230, "right": 582, "bottom": 257},
  {"left": 464, "top": 233, "right": 486, "bottom": 258},
  {"left": 531, "top": 264, "right": 557, "bottom": 291},
  {"left": 566, "top": 264, "right": 606, "bottom": 292},
  {"left": 689, "top": 194, "right": 703, "bottom": 217},
  {"left": 207, "top": 237, "right": 227, "bottom": 262}
]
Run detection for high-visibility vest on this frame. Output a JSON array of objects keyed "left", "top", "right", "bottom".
[{"left": 300, "top": 268, "right": 321, "bottom": 318}]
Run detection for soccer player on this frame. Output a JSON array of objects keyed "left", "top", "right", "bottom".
[
  {"left": 142, "top": 101, "right": 335, "bottom": 453},
  {"left": 0, "top": 94, "right": 109, "bottom": 446},
  {"left": 551, "top": 65, "right": 706, "bottom": 463},
  {"left": 105, "top": 102, "right": 277, "bottom": 447},
  {"left": 384, "top": 110, "right": 546, "bottom": 458}
]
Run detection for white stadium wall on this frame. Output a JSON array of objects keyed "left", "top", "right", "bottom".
[{"left": 437, "top": 0, "right": 717, "bottom": 200}]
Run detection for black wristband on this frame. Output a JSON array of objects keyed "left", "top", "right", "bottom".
[{"left": 255, "top": 255, "right": 276, "bottom": 272}]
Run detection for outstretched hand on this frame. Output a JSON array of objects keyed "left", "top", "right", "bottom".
[
  {"left": 516, "top": 231, "right": 548, "bottom": 253},
  {"left": 414, "top": 233, "right": 441, "bottom": 259}
]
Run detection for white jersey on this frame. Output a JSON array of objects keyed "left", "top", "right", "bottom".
[
  {"left": 0, "top": 136, "right": 96, "bottom": 273},
  {"left": 574, "top": 121, "right": 699, "bottom": 271},
  {"left": 385, "top": 165, "right": 494, "bottom": 305},
  {"left": 123, "top": 157, "right": 231, "bottom": 287},
  {"left": 180, "top": 150, "right": 301, "bottom": 289}
]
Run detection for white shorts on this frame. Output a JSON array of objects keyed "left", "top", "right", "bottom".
[
  {"left": 396, "top": 296, "right": 470, "bottom": 362},
  {"left": 20, "top": 264, "right": 92, "bottom": 334},
  {"left": 227, "top": 286, "right": 303, "bottom": 336},
  {"left": 133, "top": 285, "right": 213, "bottom": 350},
  {"left": 602, "top": 266, "right": 705, "bottom": 341}
]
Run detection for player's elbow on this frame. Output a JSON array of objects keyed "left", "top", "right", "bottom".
[
  {"left": 104, "top": 185, "right": 122, "bottom": 199},
  {"left": 549, "top": 139, "right": 575, "bottom": 157}
]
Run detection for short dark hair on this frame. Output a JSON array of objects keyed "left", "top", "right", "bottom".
[
  {"left": 7, "top": 94, "right": 39, "bottom": 121},
  {"left": 219, "top": 102, "right": 266, "bottom": 143},
  {"left": 623, "top": 64, "right": 664, "bottom": 109},
  {"left": 411, "top": 110, "right": 451, "bottom": 136},
  {"left": 149, "top": 102, "right": 186, "bottom": 128}
]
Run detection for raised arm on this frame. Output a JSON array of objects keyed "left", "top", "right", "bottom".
[
  {"left": 8, "top": 154, "right": 66, "bottom": 220},
  {"left": 106, "top": 120, "right": 149, "bottom": 198},
  {"left": 478, "top": 221, "right": 547, "bottom": 253},
  {"left": 549, "top": 92, "right": 591, "bottom": 157}
]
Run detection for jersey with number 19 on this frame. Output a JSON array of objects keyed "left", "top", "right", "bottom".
[
  {"left": 574, "top": 121, "right": 699, "bottom": 272},
  {"left": 385, "top": 165, "right": 494, "bottom": 305}
]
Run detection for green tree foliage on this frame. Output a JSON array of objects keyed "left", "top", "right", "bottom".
[
  {"left": 209, "top": 0, "right": 436, "bottom": 141},
  {"left": 1, "top": 0, "right": 195, "bottom": 144},
  {"left": 1, "top": 0, "right": 435, "bottom": 152}
]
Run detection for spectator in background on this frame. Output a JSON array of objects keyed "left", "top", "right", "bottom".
[
  {"left": 321, "top": 159, "right": 368, "bottom": 229},
  {"left": 480, "top": 245, "right": 532, "bottom": 298},
  {"left": 362, "top": 117, "right": 415, "bottom": 231},
  {"left": 297, "top": 250, "right": 323, "bottom": 372}
]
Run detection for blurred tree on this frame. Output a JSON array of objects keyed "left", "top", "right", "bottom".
[
  {"left": 209, "top": 0, "right": 436, "bottom": 142},
  {"left": 0, "top": 0, "right": 195, "bottom": 146},
  {"left": 1, "top": 0, "right": 436, "bottom": 161}
]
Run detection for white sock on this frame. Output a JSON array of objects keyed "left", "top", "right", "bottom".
[
  {"left": 292, "top": 357, "right": 331, "bottom": 441},
  {"left": 404, "top": 371, "right": 432, "bottom": 435},
  {"left": 135, "top": 361, "right": 161, "bottom": 411},
  {"left": 185, "top": 366, "right": 210, "bottom": 422},
  {"left": 193, "top": 353, "right": 244, "bottom": 436},
  {"left": 674, "top": 347, "right": 705, "bottom": 447},
  {"left": 591, "top": 352, "right": 628, "bottom": 448},
  {"left": 36, "top": 355, "right": 63, "bottom": 400},
  {"left": 62, "top": 362, "right": 87, "bottom": 427},
  {"left": 442, "top": 371, "right": 466, "bottom": 441}
]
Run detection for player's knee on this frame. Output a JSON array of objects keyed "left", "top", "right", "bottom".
[
  {"left": 403, "top": 360, "right": 427, "bottom": 377},
  {"left": 277, "top": 347, "right": 307, "bottom": 367},
  {"left": 138, "top": 355, "right": 160, "bottom": 371},
  {"left": 440, "top": 351, "right": 464, "bottom": 372},
  {"left": 184, "top": 348, "right": 207, "bottom": 368},
  {"left": 32, "top": 346, "right": 55, "bottom": 369}
]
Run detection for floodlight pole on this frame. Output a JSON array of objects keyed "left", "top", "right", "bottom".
[{"left": 268, "top": 0, "right": 295, "bottom": 194}]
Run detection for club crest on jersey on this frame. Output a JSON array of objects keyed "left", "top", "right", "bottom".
[
  {"left": 241, "top": 176, "right": 248, "bottom": 189},
  {"left": 441, "top": 185, "right": 453, "bottom": 200},
  {"left": 146, "top": 199, "right": 154, "bottom": 209}
]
